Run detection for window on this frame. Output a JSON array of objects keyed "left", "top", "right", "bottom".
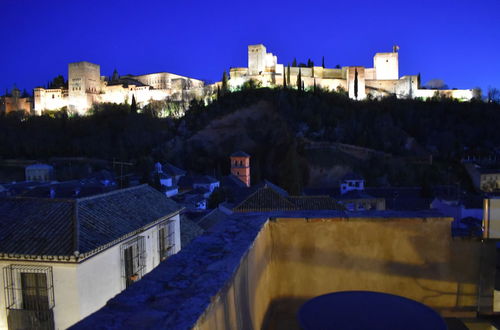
[
  {"left": 120, "top": 236, "right": 146, "bottom": 288},
  {"left": 158, "top": 220, "right": 176, "bottom": 262},
  {"left": 3, "top": 265, "right": 55, "bottom": 330}
]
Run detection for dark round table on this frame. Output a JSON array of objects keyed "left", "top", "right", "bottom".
[{"left": 298, "top": 291, "right": 447, "bottom": 330}]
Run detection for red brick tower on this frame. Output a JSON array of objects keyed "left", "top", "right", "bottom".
[{"left": 230, "top": 151, "right": 250, "bottom": 187}]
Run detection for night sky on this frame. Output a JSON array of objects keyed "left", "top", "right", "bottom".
[{"left": 1, "top": 0, "right": 499, "bottom": 95}]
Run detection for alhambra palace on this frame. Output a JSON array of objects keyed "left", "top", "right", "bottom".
[{"left": 1, "top": 44, "right": 474, "bottom": 116}]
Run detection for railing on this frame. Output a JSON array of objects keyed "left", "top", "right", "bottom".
[{"left": 7, "top": 308, "right": 54, "bottom": 330}]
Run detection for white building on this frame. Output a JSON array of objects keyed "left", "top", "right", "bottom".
[
  {"left": 0, "top": 185, "right": 182, "bottom": 330},
  {"left": 34, "top": 61, "right": 212, "bottom": 115},
  {"left": 25, "top": 163, "right": 54, "bottom": 182},
  {"left": 229, "top": 44, "right": 474, "bottom": 101}
]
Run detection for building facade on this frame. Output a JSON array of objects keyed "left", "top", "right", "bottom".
[
  {"left": 34, "top": 62, "right": 211, "bottom": 115},
  {"left": 229, "top": 44, "right": 474, "bottom": 101},
  {"left": 0, "top": 87, "right": 32, "bottom": 115},
  {"left": 0, "top": 185, "right": 182, "bottom": 330}
]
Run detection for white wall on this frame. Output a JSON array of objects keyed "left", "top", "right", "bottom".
[
  {"left": 0, "top": 214, "right": 181, "bottom": 330},
  {"left": 374, "top": 52, "right": 399, "bottom": 80}
]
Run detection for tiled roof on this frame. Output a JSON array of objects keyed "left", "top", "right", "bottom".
[
  {"left": 287, "top": 196, "right": 344, "bottom": 211},
  {"left": 233, "top": 186, "right": 298, "bottom": 212},
  {"left": 0, "top": 185, "right": 182, "bottom": 258},
  {"left": 196, "top": 209, "right": 229, "bottom": 230},
  {"left": 163, "top": 162, "right": 186, "bottom": 177},
  {"left": 233, "top": 183, "right": 343, "bottom": 212},
  {"left": 231, "top": 151, "right": 250, "bottom": 157},
  {"left": 337, "top": 190, "right": 376, "bottom": 200},
  {"left": 193, "top": 175, "right": 218, "bottom": 184}
]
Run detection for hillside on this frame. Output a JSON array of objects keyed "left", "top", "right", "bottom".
[{"left": 1, "top": 88, "right": 500, "bottom": 193}]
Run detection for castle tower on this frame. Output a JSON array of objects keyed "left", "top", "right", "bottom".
[
  {"left": 373, "top": 48, "right": 399, "bottom": 80},
  {"left": 230, "top": 151, "right": 250, "bottom": 187},
  {"left": 68, "top": 61, "right": 101, "bottom": 114},
  {"left": 248, "top": 44, "right": 267, "bottom": 76}
]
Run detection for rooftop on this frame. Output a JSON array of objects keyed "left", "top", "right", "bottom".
[
  {"left": 0, "top": 185, "right": 182, "bottom": 260},
  {"left": 230, "top": 151, "right": 250, "bottom": 157}
]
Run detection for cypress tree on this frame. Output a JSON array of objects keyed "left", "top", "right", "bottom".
[
  {"left": 287, "top": 64, "right": 291, "bottom": 86},
  {"left": 297, "top": 68, "right": 302, "bottom": 92},
  {"left": 354, "top": 69, "right": 359, "bottom": 100},
  {"left": 292, "top": 58, "right": 297, "bottom": 67},
  {"left": 131, "top": 94, "right": 137, "bottom": 113},
  {"left": 322, "top": 56, "right": 325, "bottom": 68},
  {"left": 283, "top": 69, "right": 287, "bottom": 88},
  {"left": 221, "top": 71, "right": 228, "bottom": 94}
]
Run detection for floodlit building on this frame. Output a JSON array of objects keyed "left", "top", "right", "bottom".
[
  {"left": 34, "top": 62, "right": 211, "bottom": 115},
  {"left": 229, "top": 44, "right": 474, "bottom": 101},
  {"left": 0, "top": 87, "right": 32, "bottom": 115},
  {"left": 0, "top": 185, "right": 182, "bottom": 329}
]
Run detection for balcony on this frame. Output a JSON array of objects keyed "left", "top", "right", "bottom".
[{"left": 7, "top": 309, "right": 54, "bottom": 330}]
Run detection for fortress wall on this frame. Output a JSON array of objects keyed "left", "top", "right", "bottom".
[
  {"left": 34, "top": 88, "right": 68, "bottom": 112},
  {"left": 415, "top": 89, "right": 473, "bottom": 101},
  {"left": 322, "top": 68, "right": 344, "bottom": 79},
  {"left": 365, "top": 80, "right": 398, "bottom": 98},
  {"left": 347, "top": 67, "right": 366, "bottom": 99}
]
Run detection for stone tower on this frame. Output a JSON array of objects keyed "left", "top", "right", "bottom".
[
  {"left": 230, "top": 151, "right": 250, "bottom": 187},
  {"left": 68, "top": 61, "right": 101, "bottom": 114},
  {"left": 373, "top": 49, "right": 399, "bottom": 80},
  {"left": 248, "top": 44, "right": 267, "bottom": 75}
]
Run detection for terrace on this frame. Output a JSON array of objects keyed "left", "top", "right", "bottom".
[{"left": 72, "top": 210, "right": 496, "bottom": 329}]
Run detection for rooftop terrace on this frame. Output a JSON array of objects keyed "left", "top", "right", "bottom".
[{"left": 72, "top": 210, "right": 496, "bottom": 329}]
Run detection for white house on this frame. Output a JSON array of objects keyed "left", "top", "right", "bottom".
[
  {"left": 340, "top": 173, "right": 365, "bottom": 195},
  {"left": 25, "top": 164, "right": 54, "bottom": 182},
  {"left": 153, "top": 162, "right": 179, "bottom": 197},
  {"left": 192, "top": 175, "right": 220, "bottom": 195},
  {"left": 0, "top": 185, "right": 182, "bottom": 330}
]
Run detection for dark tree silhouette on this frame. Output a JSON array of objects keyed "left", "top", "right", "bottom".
[{"left": 130, "top": 94, "right": 138, "bottom": 113}]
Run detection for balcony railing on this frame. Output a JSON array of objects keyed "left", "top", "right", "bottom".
[{"left": 7, "top": 308, "right": 54, "bottom": 330}]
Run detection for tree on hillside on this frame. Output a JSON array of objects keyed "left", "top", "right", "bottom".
[
  {"left": 221, "top": 71, "right": 229, "bottom": 94},
  {"left": 307, "top": 59, "right": 314, "bottom": 67},
  {"left": 322, "top": 56, "right": 325, "bottom": 68},
  {"left": 487, "top": 87, "right": 500, "bottom": 103},
  {"left": 292, "top": 58, "right": 297, "bottom": 67},
  {"left": 287, "top": 64, "right": 291, "bottom": 86},
  {"left": 354, "top": 69, "right": 358, "bottom": 100},
  {"left": 283, "top": 70, "right": 287, "bottom": 88},
  {"left": 297, "top": 68, "right": 302, "bottom": 92},
  {"left": 130, "top": 94, "right": 138, "bottom": 113}
]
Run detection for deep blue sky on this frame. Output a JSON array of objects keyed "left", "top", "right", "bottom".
[{"left": 1, "top": 0, "right": 499, "bottom": 95}]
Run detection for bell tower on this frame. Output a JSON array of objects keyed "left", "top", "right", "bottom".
[{"left": 230, "top": 151, "right": 251, "bottom": 187}]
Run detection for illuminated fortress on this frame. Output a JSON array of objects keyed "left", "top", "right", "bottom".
[
  {"left": 230, "top": 44, "right": 474, "bottom": 101},
  {"left": 33, "top": 44, "right": 474, "bottom": 115},
  {"left": 34, "top": 62, "right": 210, "bottom": 115}
]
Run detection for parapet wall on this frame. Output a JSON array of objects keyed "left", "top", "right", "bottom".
[{"left": 73, "top": 211, "right": 495, "bottom": 329}]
